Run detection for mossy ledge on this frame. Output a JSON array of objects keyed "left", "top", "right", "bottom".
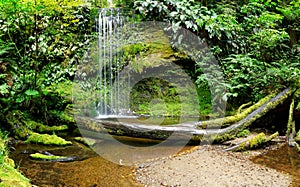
[
  {"left": 25, "top": 120, "right": 68, "bottom": 133},
  {"left": 4, "top": 111, "right": 72, "bottom": 146}
]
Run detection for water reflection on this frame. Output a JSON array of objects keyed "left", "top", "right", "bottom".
[{"left": 252, "top": 144, "right": 300, "bottom": 187}]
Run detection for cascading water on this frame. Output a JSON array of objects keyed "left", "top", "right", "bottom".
[
  {"left": 96, "top": 9, "right": 136, "bottom": 118},
  {"left": 97, "top": 8, "right": 122, "bottom": 117},
  {"left": 93, "top": 8, "right": 206, "bottom": 120}
]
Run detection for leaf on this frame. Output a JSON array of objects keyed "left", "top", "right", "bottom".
[
  {"left": 0, "top": 84, "right": 9, "bottom": 95},
  {"left": 25, "top": 89, "right": 39, "bottom": 96},
  {"left": 170, "top": 11, "right": 177, "bottom": 17},
  {"left": 16, "top": 96, "right": 25, "bottom": 103}
]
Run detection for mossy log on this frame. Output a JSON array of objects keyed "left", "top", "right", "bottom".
[
  {"left": 295, "top": 130, "right": 300, "bottom": 143},
  {"left": 76, "top": 88, "right": 293, "bottom": 142},
  {"left": 196, "top": 92, "right": 278, "bottom": 129},
  {"left": 295, "top": 130, "right": 300, "bottom": 152},
  {"left": 30, "top": 153, "right": 67, "bottom": 161},
  {"left": 286, "top": 99, "right": 297, "bottom": 147},
  {"left": 224, "top": 132, "right": 279, "bottom": 152},
  {"left": 237, "top": 101, "right": 252, "bottom": 114}
]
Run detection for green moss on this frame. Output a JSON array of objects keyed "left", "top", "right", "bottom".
[
  {"left": 0, "top": 135, "right": 31, "bottom": 187},
  {"left": 295, "top": 130, "right": 300, "bottom": 143},
  {"left": 248, "top": 132, "right": 267, "bottom": 149},
  {"left": 237, "top": 129, "right": 250, "bottom": 138},
  {"left": 296, "top": 142, "right": 300, "bottom": 153},
  {"left": 6, "top": 111, "right": 32, "bottom": 139},
  {"left": 233, "top": 132, "right": 267, "bottom": 151},
  {"left": 0, "top": 163, "right": 31, "bottom": 187},
  {"left": 213, "top": 133, "right": 236, "bottom": 143},
  {"left": 116, "top": 129, "right": 123, "bottom": 135},
  {"left": 49, "top": 110, "right": 75, "bottom": 124},
  {"left": 29, "top": 153, "right": 67, "bottom": 161},
  {"left": 25, "top": 132, "right": 72, "bottom": 146},
  {"left": 266, "top": 131, "right": 279, "bottom": 142},
  {"left": 286, "top": 99, "right": 295, "bottom": 135},
  {"left": 237, "top": 102, "right": 252, "bottom": 114},
  {"left": 25, "top": 120, "right": 68, "bottom": 133}
]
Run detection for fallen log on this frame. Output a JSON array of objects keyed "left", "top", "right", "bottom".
[
  {"left": 224, "top": 132, "right": 279, "bottom": 152},
  {"left": 75, "top": 88, "right": 293, "bottom": 142},
  {"left": 195, "top": 91, "right": 283, "bottom": 129}
]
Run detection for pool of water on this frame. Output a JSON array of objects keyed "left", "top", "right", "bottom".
[
  {"left": 10, "top": 135, "right": 194, "bottom": 186},
  {"left": 252, "top": 144, "right": 300, "bottom": 187}
]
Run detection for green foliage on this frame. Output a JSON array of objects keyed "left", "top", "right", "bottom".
[
  {"left": 134, "top": 0, "right": 300, "bottom": 106},
  {"left": 0, "top": 0, "right": 97, "bottom": 113},
  {"left": 0, "top": 0, "right": 100, "bottom": 140},
  {"left": 0, "top": 130, "right": 8, "bottom": 164}
]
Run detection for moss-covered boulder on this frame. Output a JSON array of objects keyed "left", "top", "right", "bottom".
[
  {"left": 74, "top": 137, "right": 96, "bottom": 146},
  {"left": 25, "top": 132, "right": 72, "bottom": 146}
]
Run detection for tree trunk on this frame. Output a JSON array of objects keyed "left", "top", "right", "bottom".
[{"left": 76, "top": 88, "right": 293, "bottom": 143}]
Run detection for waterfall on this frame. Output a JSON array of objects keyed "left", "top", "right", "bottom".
[
  {"left": 95, "top": 9, "right": 203, "bottom": 119},
  {"left": 97, "top": 8, "right": 132, "bottom": 117}
]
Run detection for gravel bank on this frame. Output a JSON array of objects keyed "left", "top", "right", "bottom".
[{"left": 134, "top": 145, "right": 291, "bottom": 187}]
